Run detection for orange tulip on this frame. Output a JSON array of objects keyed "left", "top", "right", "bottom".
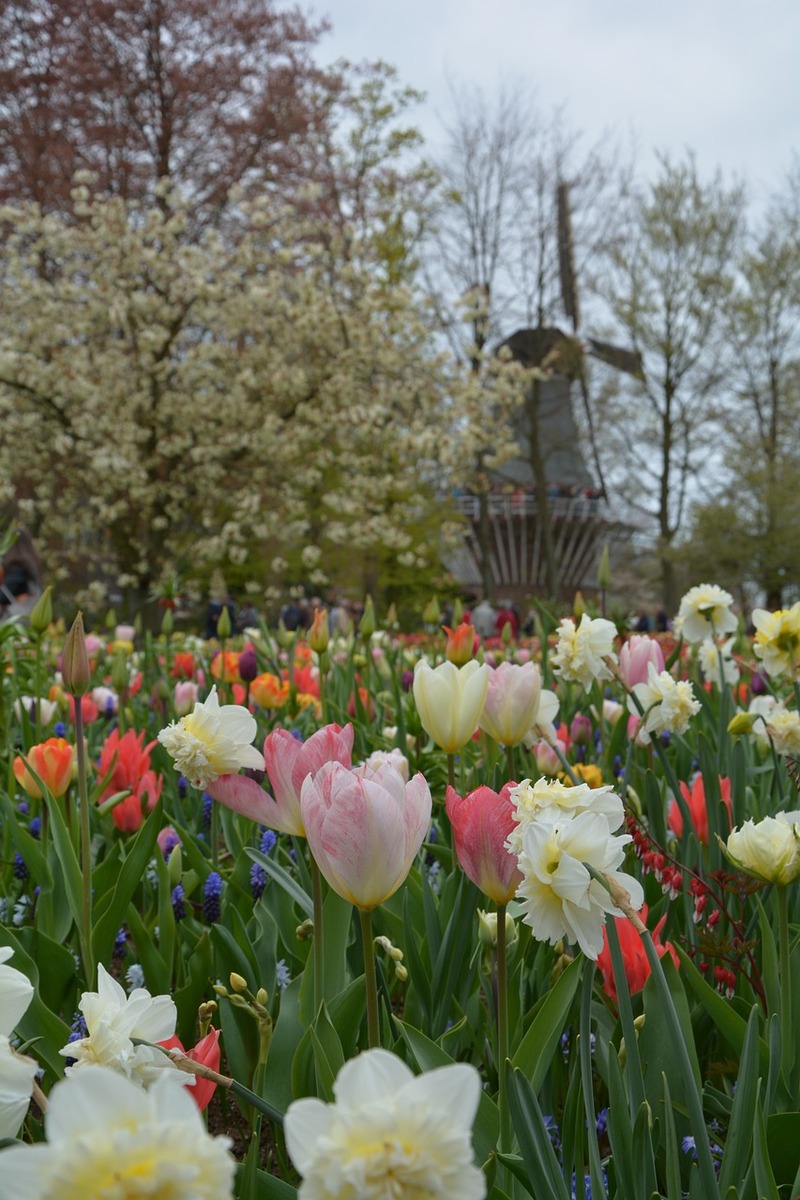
[
  {"left": 13, "top": 737, "right": 74, "bottom": 799},
  {"left": 443, "top": 622, "right": 476, "bottom": 666},
  {"left": 210, "top": 650, "right": 241, "bottom": 684},
  {"left": 250, "top": 672, "right": 290, "bottom": 709}
]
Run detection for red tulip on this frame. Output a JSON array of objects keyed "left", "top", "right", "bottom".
[
  {"left": 158, "top": 1028, "right": 221, "bottom": 1110},
  {"left": 668, "top": 775, "right": 732, "bottom": 846},
  {"left": 445, "top": 783, "right": 522, "bottom": 904},
  {"left": 443, "top": 622, "right": 477, "bottom": 665},
  {"left": 97, "top": 728, "right": 162, "bottom": 832},
  {"left": 597, "top": 904, "right": 679, "bottom": 1001}
]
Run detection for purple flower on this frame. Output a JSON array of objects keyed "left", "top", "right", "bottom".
[{"left": 203, "top": 871, "right": 223, "bottom": 922}]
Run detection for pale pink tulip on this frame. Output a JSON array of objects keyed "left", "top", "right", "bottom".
[
  {"left": 300, "top": 761, "right": 432, "bottom": 909},
  {"left": 478, "top": 661, "right": 542, "bottom": 748},
  {"left": 207, "top": 722, "right": 354, "bottom": 835},
  {"left": 619, "top": 635, "right": 665, "bottom": 689},
  {"left": 174, "top": 681, "right": 199, "bottom": 716}
]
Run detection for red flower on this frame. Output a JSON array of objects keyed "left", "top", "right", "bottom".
[
  {"left": 443, "top": 622, "right": 477, "bottom": 666},
  {"left": 445, "top": 782, "right": 522, "bottom": 904},
  {"left": 68, "top": 694, "right": 100, "bottom": 725},
  {"left": 96, "top": 728, "right": 163, "bottom": 832},
  {"left": 157, "top": 1029, "right": 221, "bottom": 1110},
  {"left": 668, "top": 775, "right": 732, "bottom": 846},
  {"left": 597, "top": 904, "right": 679, "bottom": 1001},
  {"left": 170, "top": 652, "right": 196, "bottom": 680}
]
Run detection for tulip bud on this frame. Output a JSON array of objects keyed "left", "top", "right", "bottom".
[
  {"left": 359, "top": 595, "right": 376, "bottom": 640},
  {"left": 238, "top": 647, "right": 258, "bottom": 682},
  {"left": 728, "top": 712, "right": 757, "bottom": 735},
  {"left": 386, "top": 602, "right": 398, "bottom": 628},
  {"left": 573, "top": 591, "right": 586, "bottom": 620},
  {"left": 422, "top": 595, "right": 441, "bottom": 626},
  {"left": 29, "top": 585, "right": 53, "bottom": 634},
  {"left": 500, "top": 620, "right": 513, "bottom": 645},
  {"left": 308, "top": 608, "right": 330, "bottom": 653},
  {"left": 167, "top": 844, "right": 183, "bottom": 887},
  {"left": 597, "top": 544, "right": 611, "bottom": 591},
  {"left": 216, "top": 605, "right": 232, "bottom": 640},
  {"left": 111, "top": 649, "right": 129, "bottom": 694},
  {"left": 62, "top": 612, "right": 90, "bottom": 696},
  {"left": 229, "top": 972, "right": 249, "bottom": 994},
  {"left": 451, "top": 597, "right": 464, "bottom": 627},
  {"left": 105, "top": 607, "right": 117, "bottom": 630},
  {"left": 161, "top": 607, "right": 173, "bottom": 636},
  {"left": 443, "top": 622, "right": 475, "bottom": 666}
]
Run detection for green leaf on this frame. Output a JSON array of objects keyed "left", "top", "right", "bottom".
[
  {"left": 718, "top": 1007, "right": 760, "bottom": 1195},
  {"left": 511, "top": 955, "right": 582, "bottom": 1093},
  {"left": 506, "top": 1066, "right": 571, "bottom": 1200},
  {"left": 765, "top": 1112, "right": 800, "bottom": 1191},
  {"left": 752, "top": 1093, "right": 780, "bottom": 1200},
  {"left": 125, "top": 902, "right": 170, "bottom": 994},
  {"left": 92, "top": 801, "right": 161, "bottom": 970},
  {"left": 246, "top": 848, "right": 313, "bottom": 918},
  {"left": 38, "top": 777, "right": 83, "bottom": 935},
  {"left": 661, "top": 1074, "right": 682, "bottom": 1200}
]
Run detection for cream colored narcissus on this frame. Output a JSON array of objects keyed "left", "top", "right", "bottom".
[
  {"left": 0, "top": 947, "right": 37, "bottom": 1140},
  {"left": 0, "top": 1066, "right": 235, "bottom": 1200},
  {"left": 284, "top": 1049, "right": 486, "bottom": 1200},
  {"left": 158, "top": 686, "right": 264, "bottom": 790},
  {"left": 752, "top": 603, "right": 800, "bottom": 678},
  {"left": 507, "top": 777, "right": 625, "bottom": 857},
  {"left": 629, "top": 663, "right": 701, "bottom": 741},
  {"left": 61, "top": 964, "right": 179, "bottom": 1087},
  {"left": 551, "top": 615, "right": 618, "bottom": 692},
  {"left": 676, "top": 583, "right": 737, "bottom": 643},
  {"left": 513, "top": 809, "right": 644, "bottom": 961},
  {"left": 412, "top": 658, "right": 489, "bottom": 753}
]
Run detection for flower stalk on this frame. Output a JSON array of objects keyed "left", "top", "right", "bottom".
[{"left": 359, "top": 907, "right": 380, "bottom": 1048}]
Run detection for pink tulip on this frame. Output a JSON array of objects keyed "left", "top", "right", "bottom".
[
  {"left": 619, "top": 635, "right": 665, "bottom": 689},
  {"left": 445, "top": 783, "right": 522, "bottom": 903},
  {"left": 478, "top": 661, "right": 542, "bottom": 747},
  {"left": 174, "top": 680, "right": 199, "bottom": 716},
  {"left": 207, "top": 722, "right": 354, "bottom": 835},
  {"left": 300, "top": 761, "right": 432, "bottom": 909}
]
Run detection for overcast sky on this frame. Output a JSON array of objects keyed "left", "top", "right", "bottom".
[{"left": 317, "top": 0, "right": 799, "bottom": 211}]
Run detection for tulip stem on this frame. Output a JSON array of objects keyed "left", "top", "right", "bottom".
[
  {"left": 310, "top": 855, "right": 325, "bottom": 1016},
  {"left": 359, "top": 907, "right": 380, "bottom": 1048},
  {"left": 75, "top": 700, "right": 95, "bottom": 986},
  {"left": 778, "top": 884, "right": 792, "bottom": 1085},
  {"left": 505, "top": 744, "right": 515, "bottom": 783},
  {"left": 496, "top": 902, "right": 510, "bottom": 1162},
  {"left": 447, "top": 753, "right": 456, "bottom": 791}
]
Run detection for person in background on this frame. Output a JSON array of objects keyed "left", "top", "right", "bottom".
[{"left": 0, "top": 529, "right": 43, "bottom": 622}]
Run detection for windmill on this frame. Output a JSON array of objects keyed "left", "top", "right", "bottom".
[{"left": 449, "top": 182, "right": 643, "bottom": 600}]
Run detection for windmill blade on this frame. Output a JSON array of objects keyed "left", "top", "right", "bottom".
[
  {"left": 585, "top": 337, "right": 644, "bottom": 379},
  {"left": 557, "top": 181, "right": 579, "bottom": 332}
]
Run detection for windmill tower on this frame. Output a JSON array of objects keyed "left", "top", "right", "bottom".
[{"left": 448, "top": 183, "right": 642, "bottom": 601}]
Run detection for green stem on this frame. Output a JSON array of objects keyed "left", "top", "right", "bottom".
[
  {"left": 597, "top": 871, "right": 719, "bottom": 1200},
  {"left": 359, "top": 907, "right": 380, "bottom": 1048},
  {"left": 778, "top": 884, "right": 792, "bottom": 1085},
  {"left": 447, "top": 753, "right": 456, "bottom": 791},
  {"left": 496, "top": 903, "right": 510, "bottom": 1159},
  {"left": 310, "top": 854, "right": 325, "bottom": 1016},
  {"left": 550, "top": 738, "right": 581, "bottom": 786},
  {"left": 75, "top": 701, "right": 94, "bottom": 985},
  {"left": 505, "top": 743, "right": 516, "bottom": 783},
  {"left": 579, "top": 962, "right": 606, "bottom": 1200}
]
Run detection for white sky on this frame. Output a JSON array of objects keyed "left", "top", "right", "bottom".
[{"left": 316, "top": 0, "right": 800, "bottom": 210}]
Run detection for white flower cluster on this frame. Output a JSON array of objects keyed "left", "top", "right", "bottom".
[{"left": 507, "top": 778, "right": 643, "bottom": 960}]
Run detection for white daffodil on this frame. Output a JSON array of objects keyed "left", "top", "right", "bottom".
[
  {"left": 676, "top": 584, "right": 737, "bottom": 644},
  {"left": 412, "top": 658, "right": 489, "bottom": 753},
  {"left": 629, "top": 664, "right": 701, "bottom": 741},
  {"left": 752, "top": 603, "right": 800, "bottom": 678},
  {"left": 0, "top": 1036, "right": 38, "bottom": 1140},
  {"left": 0, "top": 947, "right": 34, "bottom": 1037},
  {"left": 515, "top": 809, "right": 644, "bottom": 960},
  {"left": 551, "top": 615, "right": 618, "bottom": 692},
  {"left": 766, "top": 706, "right": 800, "bottom": 756},
  {"left": 284, "top": 1048, "right": 486, "bottom": 1200},
  {"left": 62, "top": 964, "right": 178, "bottom": 1087},
  {"left": 157, "top": 685, "right": 264, "bottom": 789},
  {"left": 697, "top": 637, "right": 740, "bottom": 686},
  {"left": 507, "top": 777, "right": 624, "bottom": 857},
  {"left": 0, "top": 1066, "right": 235, "bottom": 1200}
]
